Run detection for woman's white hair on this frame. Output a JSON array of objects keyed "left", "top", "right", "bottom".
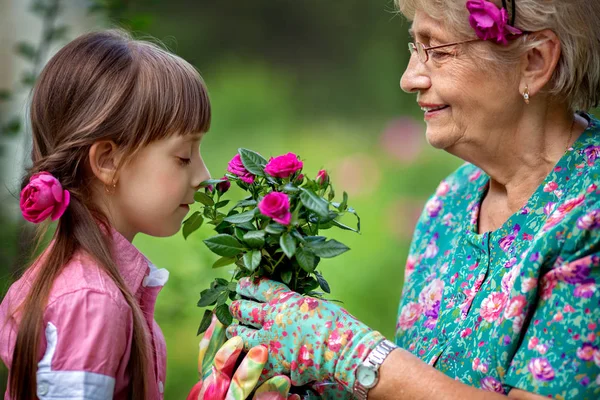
[{"left": 397, "top": 0, "right": 600, "bottom": 111}]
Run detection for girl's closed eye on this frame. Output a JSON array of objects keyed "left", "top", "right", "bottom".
[{"left": 177, "top": 157, "right": 192, "bottom": 166}]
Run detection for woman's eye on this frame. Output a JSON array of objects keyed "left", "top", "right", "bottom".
[
  {"left": 178, "top": 157, "right": 192, "bottom": 166},
  {"left": 429, "top": 50, "right": 451, "bottom": 60}
]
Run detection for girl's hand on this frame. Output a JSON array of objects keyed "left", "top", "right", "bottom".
[
  {"left": 187, "top": 335, "right": 300, "bottom": 399},
  {"left": 225, "top": 278, "right": 385, "bottom": 392},
  {"left": 187, "top": 315, "right": 300, "bottom": 399}
]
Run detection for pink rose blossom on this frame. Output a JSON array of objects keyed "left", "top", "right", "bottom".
[
  {"left": 20, "top": 172, "right": 70, "bottom": 223},
  {"left": 264, "top": 152, "right": 303, "bottom": 178},
  {"left": 466, "top": 0, "right": 522, "bottom": 45},
  {"left": 315, "top": 169, "right": 329, "bottom": 186},
  {"left": 227, "top": 154, "right": 255, "bottom": 184},
  {"left": 480, "top": 292, "right": 508, "bottom": 322},
  {"left": 258, "top": 192, "right": 292, "bottom": 225},
  {"left": 216, "top": 177, "right": 231, "bottom": 194}
]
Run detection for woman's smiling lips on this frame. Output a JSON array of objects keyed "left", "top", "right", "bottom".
[{"left": 419, "top": 102, "right": 450, "bottom": 120}]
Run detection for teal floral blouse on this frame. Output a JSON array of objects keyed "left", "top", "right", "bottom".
[{"left": 395, "top": 113, "right": 600, "bottom": 399}]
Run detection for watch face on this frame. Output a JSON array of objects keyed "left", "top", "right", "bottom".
[{"left": 357, "top": 365, "right": 377, "bottom": 388}]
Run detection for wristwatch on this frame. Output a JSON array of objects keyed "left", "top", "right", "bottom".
[{"left": 353, "top": 339, "right": 398, "bottom": 400}]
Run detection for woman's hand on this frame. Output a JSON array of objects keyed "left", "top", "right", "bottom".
[{"left": 226, "top": 277, "right": 385, "bottom": 392}]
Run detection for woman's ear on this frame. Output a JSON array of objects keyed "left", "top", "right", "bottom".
[
  {"left": 520, "top": 29, "right": 561, "bottom": 97},
  {"left": 88, "top": 141, "right": 122, "bottom": 186}
]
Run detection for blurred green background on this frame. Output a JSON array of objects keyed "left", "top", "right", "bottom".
[{"left": 0, "top": 0, "right": 465, "bottom": 398}]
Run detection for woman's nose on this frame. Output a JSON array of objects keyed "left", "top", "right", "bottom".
[{"left": 400, "top": 55, "right": 432, "bottom": 94}]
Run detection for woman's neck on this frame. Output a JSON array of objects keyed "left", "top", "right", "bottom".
[{"left": 455, "top": 108, "right": 587, "bottom": 232}]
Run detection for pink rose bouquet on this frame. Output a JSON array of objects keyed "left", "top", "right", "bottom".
[{"left": 182, "top": 148, "right": 360, "bottom": 335}]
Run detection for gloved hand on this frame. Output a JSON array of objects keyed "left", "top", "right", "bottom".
[
  {"left": 187, "top": 314, "right": 301, "bottom": 400},
  {"left": 225, "top": 278, "right": 385, "bottom": 392}
]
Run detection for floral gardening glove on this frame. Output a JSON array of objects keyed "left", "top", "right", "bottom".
[
  {"left": 187, "top": 330, "right": 301, "bottom": 400},
  {"left": 225, "top": 278, "right": 385, "bottom": 392}
]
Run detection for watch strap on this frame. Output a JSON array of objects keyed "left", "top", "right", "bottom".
[{"left": 353, "top": 339, "right": 398, "bottom": 400}]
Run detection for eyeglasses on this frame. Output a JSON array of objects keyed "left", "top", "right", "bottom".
[{"left": 408, "top": 39, "right": 480, "bottom": 63}]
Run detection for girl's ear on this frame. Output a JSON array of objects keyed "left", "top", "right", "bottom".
[{"left": 88, "top": 141, "right": 122, "bottom": 186}]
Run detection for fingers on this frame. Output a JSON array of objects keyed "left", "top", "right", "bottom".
[
  {"left": 186, "top": 381, "right": 203, "bottom": 400},
  {"left": 226, "top": 324, "right": 260, "bottom": 350},
  {"left": 198, "top": 367, "right": 230, "bottom": 400},
  {"left": 198, "top": 314, "right": 227, "bottom": 379},
  {"left": 212, "top": 336, "right": 244, "bottom": 379},
  {"left": 229, "top": 300, "right": 266, "bottom": 328},
  {"left": 236, "top": 277, "right": 291, "bottom": 303},
  {"left": 225, "top": 345, "right": 269, "bottom": 400},
  {"left": 253, "top": 375, "right": 291, "bottom": 399}
]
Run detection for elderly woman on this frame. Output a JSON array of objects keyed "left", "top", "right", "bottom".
[{"left": 225, "top": 0, "right": 600, "bottom": 399}]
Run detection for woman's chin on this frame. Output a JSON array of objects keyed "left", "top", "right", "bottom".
[{"left": 425, "top": 129, "right": 456, "bottom": 150}]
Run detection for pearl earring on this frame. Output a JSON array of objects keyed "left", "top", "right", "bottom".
[{"left": 522, "top": 85, "right": 530, "bottom": 104}]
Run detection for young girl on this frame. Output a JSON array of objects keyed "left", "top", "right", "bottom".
[{"left": 0, "top": 30, "right": 211, "bottom": 399}]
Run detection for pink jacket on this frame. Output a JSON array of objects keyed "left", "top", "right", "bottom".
[{"left": 0, "top": 230, "right": 169, "bottom": 399}]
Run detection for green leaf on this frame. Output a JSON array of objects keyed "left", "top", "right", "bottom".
[
  {"left": 330, "top": 219, "right": 359, "bottom": 233},
  {"left": 283, "top": 183, "right": 300, "bottom": 193},
  {"left": 306, "top": 239, "right": 350, "bottom": 258},
  {"left": 243, "top": 250, "right": 261, "bottom": 271},
  {"left": 217, "top": 290, "right": 230, "bottom": 306},
  {"left": 197, "top": 289, "right": 221, "bottom": 307},
  {"left": 224, "top": 209, "right": 256, "bottom": 224},
  {"left": 295, "top": 247, "right": 317, "bottom": 273},
  {"left": 305, "top": 236, "right": 327, "bottom": 243},
  {"left": 315, "top": 271, "right": 331, "bottom": 294},
  {"left": 182, "top": 211, "right": 204, "bottom": 239},
  {"left": 265, "top": 223, "right": 286, "bottom": 234},
  {"left": 339, "top": 192, "right": 349, "bottom": 211},
  {"left": 236, "top": 199, "right": 257, "bottom": 208},
  {"left": 197, "top": 310, "right": 213, "bottom": 335},
  {"left": 215, "top": 278, "right": 229, "bottom": 287},
  {"left": 212, "top": 257, "right": 236, "bottom": 269},
  {"left": 236, "top": 221, "right": 257, "bottom": 231},
  {"left": 300, "top": 189, "right": 329, "bottom": 218},
  {"left": 215, "top": 303, "right": 233, "bottom": 325},
  {"left": 203, "top": 234, "right": 244, "bottom": 257},
  {"left": 200, "top": 178, "right": 227, "bottom": 186},
  {"left": 194, "top": 192, "right": 214, "bottom": 206},
  {"left": 280, "top": 233, "right": 297, "bottom": 258},
  {"left": 281, "top": 269, "right": 292, "bottom": 285},
  {"left": 243, "top": 230, "right": 266, "bottom": 248},
  {"left": 239, "top": 148, "right": 267, "bottom": 176},
  {"left": 215, "top": 200, "right": 230, "bottom": 209}
]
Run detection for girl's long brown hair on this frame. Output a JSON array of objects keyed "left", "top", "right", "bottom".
[{"left": 9, "top": 30, "right": 210, "bottom": 399}]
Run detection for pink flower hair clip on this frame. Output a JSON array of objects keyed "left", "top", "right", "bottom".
[
  {"left": 20, "top": 172, "right": 70, "bottom": 224},
  {"left": 466, "top": 0, "right": 525, "bottom": 45}
]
